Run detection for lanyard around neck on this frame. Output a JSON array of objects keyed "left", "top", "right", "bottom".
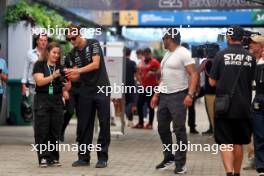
[{"left": 47, "top": 63, "right": 56, "bottom": 83}]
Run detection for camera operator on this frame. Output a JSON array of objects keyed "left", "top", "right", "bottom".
[
  {"left": 199, "top": 58, "right": 215, "bottom": 135},
  {"left": 33, "top": 42, "right": 71, "bottom": 167},
  {"left": 199, "top": 44, "right": 220, "bottom": 135},
  {"left": 249, "top": 35, "right": 264, "bottom": 175},
  {"left": 209, "top": 25, "right": 256, "bottom": 176}
]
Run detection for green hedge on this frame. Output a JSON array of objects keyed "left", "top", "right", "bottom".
[{"left": 4, "top": 0, "right": 69, "bottom": 28}]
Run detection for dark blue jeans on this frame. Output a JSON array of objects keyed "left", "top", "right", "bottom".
[{"left": 252, "top": 95, "right": 264, "bottom": 173}]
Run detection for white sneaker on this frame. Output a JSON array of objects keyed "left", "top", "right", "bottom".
[
  {"left": 39, "top": 158, "right": 48, "bottom": 168},
  {"left": 174, "top": 165, "right": 187, "bottom": 174}
]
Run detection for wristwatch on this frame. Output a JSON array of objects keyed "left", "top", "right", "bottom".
[{"left": 187, "top": 92, "right": 194, "bottom": 99}]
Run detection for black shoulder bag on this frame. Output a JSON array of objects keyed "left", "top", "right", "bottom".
[{"left": 215, "top": 59, "right": 245, "bottom": 115}]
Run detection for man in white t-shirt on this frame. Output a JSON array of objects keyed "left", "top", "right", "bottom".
[{"left": 151, "top": 28, "right": 199, "bottom": 174}]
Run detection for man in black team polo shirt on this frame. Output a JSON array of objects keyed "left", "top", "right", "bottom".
[
  {"left": 65, "top": 25, "right": 110, "bottom": 168},
  {"left": 209, "top": 25, "right": 256, "bottom": 176}
]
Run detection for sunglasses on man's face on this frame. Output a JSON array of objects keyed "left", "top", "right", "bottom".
[{"left": 66, "top": 36, "right": 78, "bottom": 42}]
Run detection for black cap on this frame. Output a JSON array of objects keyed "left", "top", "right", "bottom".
[{"left": 226, "top": 25, "right": 244, "bottom": 41}]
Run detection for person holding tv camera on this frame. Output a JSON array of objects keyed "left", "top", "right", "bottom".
[
  {"left": 196, "top": 43, "right": 220, "bottom": 135},
  {"left": 33, "top": 42, "right": 71, "bottom": 168},
  {"left": 209, "top": 25, "right": 256, "bottom": 176},
  {"left": 249, "top": 35, "right": 264, "bottom": 176}
]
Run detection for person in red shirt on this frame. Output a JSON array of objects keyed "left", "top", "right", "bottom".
[{"left": 133, "top": 48, "right": 160, "bottom": 129}]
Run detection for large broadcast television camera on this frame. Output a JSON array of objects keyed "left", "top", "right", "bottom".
[
  {"left": 192, "top": 43, "right": 220, "bottom": 76},
  {"left": 242, "top": 30, "right": 261, "bottom": 50},
  {"left": 191, "top": 29, "right": 260, "bottom": 75},
  {"left": 191, "top": 43, "right": 220, "bottom": 59}
]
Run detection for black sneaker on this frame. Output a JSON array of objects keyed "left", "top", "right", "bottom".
[
  {"left": 72, "top": 160, "right": 90, "bottom": 167},
  {"left": 39, "top": 158, "right": 48, "bottom": 168},
  {"left": 190, "top": 128, "right": 199, "bottom": 134},
  {"left": 95, "top": 160, "right": 107, "bottom": 168},
  {"left": 174, "top": 165, "right": 187, "bottom": 174},
  {"left": 156, "top": 157, "right": 174, "bottom": 170}
]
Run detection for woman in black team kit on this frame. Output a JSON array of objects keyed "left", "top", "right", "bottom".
[{"left": 33, "top": 42, "right": 71, "bottom": 167}]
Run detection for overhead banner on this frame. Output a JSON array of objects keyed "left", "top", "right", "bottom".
[
  {"left": 67, "top": 8, "right": 113, "bottom": 26},
  {"left": 138, "top": 10, "right": 263, "bottom": 26},
  {"left": 43, "top": 0, "right": 262, "bottom": 10},
  {"left": 252, "top": 9, "right": 264, "bottom": 25},
  {"left": 119, "top": 11, "right": 139, "bottom": 26}
]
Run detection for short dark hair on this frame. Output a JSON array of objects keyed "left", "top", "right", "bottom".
[
  {"left": 124, "top": 47, "right": 131, "bottom": 57},
  {"left": 144, "top": 47, "right": 152, "bottom": 54},
  {"left": 136, "top": 49, "right": 144, "bottom": 55},
  {"left": 163, "top": 28, "right": 181, "bottom": 44},
  {"left": 67, "top": 24, "right": 81, "bottom": 36}
]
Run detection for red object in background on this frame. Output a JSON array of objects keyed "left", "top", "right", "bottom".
[{"left": 140, "top": 58, "right": 160, "bottom": 88}]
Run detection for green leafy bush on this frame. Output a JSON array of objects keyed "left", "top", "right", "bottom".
[{"left": 4, "top": 0, "right": 69, "bottom": 28}]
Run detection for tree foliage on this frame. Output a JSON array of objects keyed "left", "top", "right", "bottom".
[{"left": 4, "top": 0, "right": 69, "bottom": 28}]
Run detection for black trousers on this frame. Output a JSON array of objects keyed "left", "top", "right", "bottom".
[
  {"left": 34, "top": 94, "right": 64, "bottom": 163},
  {"left": 61, "top": 86, "right": 80, "bottom": 141},
  {"left": 137, "top": 91, "right": 154, "bottom": 125},
  {"left": 78, "top": 86, "right": 111, "bottom": 162},
  {"left": 188, "top": 99, "right": 196, "bottom": 129}
]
